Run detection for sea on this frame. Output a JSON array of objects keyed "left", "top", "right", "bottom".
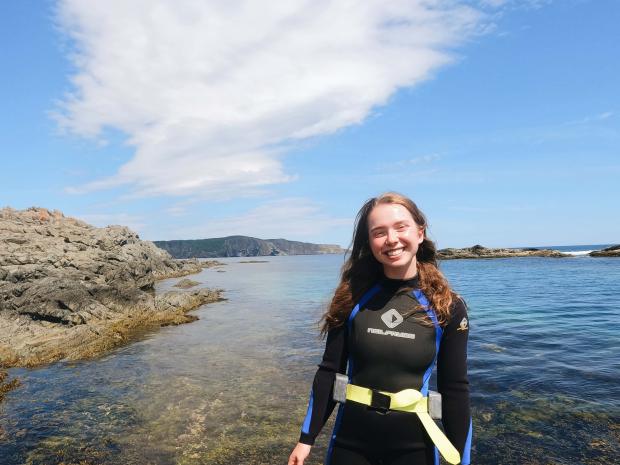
[{"left": 0, "top": 245, "right": 618, "bottom": 465}]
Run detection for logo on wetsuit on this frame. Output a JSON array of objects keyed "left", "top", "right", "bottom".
[
  {"left": 367, "top": 309, "right": 416, "bottom": 340},
  {"left": 381, "top": 308, "right": 403, "bottom": 328}
]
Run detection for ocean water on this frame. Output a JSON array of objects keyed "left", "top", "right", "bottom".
[{"left": 0, "top": 249, "right": 618, "bottom": 464}]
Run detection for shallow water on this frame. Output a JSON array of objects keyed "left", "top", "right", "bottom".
[{"left": 1, "top": 254, "right": 618, "bottom": 464}]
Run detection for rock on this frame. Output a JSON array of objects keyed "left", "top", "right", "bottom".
[
  {"left": 590, "top": 245, "right": 620, "bottom": 257},
  {"left": 437, "top": 245, "right": 566, "bottom": 260},
  {"left": 201, "top": 260, "right": 226, "bottom": 268},
  {"left": 0, "top": 369, "right": 20, "bottom": 402},
  {"left": 0, "top": 207, "right": 223, "bottom": 369},
  {"left": 174, "top": 278, "right": 201, "bottom": 289}
]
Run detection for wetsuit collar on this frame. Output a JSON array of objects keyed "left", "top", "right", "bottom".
[{"left": 381, "top": 273, "right": 420, "bottom": 290}]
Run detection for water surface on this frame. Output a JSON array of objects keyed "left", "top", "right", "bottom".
[{"left": 1, "top": 254, "right": 618, "bottom": 464}]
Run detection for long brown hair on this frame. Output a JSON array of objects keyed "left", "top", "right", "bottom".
[{"left": 321, "top": 192, "right": 455, "bottom": 335}]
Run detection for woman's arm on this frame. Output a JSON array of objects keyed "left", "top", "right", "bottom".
[
  {"left": 287, "top": 442, "right": 311, "bottom": 465},
  {"left": 297, "top": 324, "right": 348, "bottom": 445},
  {"left": 437, "top": 297, "right": 473, "bottom": 465}
]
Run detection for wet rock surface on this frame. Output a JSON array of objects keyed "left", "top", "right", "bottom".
[
  {"left": 590, "top": 244, "right": 620, "bottom": 257},
  {"left": 438, "top": 244, "right": 566, "bottom": 259},
  {"left": 173, "top": 278, "right": 201, "bottom": 289},
  {"left": 0, "top": 207, "right": 223, "bottom": 368},
  {"left": 0, "top": 369, "right": 19, "bottom": 402}
]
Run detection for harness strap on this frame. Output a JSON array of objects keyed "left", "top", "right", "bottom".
[{"left": 345, "top": 384, "right": 461, "bottom": 465}]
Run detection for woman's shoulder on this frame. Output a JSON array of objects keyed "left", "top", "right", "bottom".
[
  {"left": 446, "top": 294, "right": 469, "bottom": 329},
  {"left": 451, "top": 294, "right": 468, "bottom": 313}
]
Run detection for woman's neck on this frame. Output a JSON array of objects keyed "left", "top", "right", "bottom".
[{"left": 383, "top": 261, "right": 417, "bottom": 280}]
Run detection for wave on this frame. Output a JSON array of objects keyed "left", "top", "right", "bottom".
[{"left": 561, "top": 250, "right": 595, "bottom": 256}]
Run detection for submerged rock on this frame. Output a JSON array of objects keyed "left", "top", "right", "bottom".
[
  {"left": 173, "top": 278, "right": 201, "bottom": 289},
  {"left": 438, "top": 245, "right": 565, "bottom": 260},
  {"left": 0, "top": 369, "right": 20, "bottom": 402},
  {"left": 0, "top": 207, "right": 223, "bottom": 368}
]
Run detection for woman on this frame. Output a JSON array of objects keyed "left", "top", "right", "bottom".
[{"left": 288, "top": 192, "right": 472, "bottom": 465}]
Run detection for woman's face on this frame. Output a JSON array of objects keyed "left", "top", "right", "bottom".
[{"left": 367, "top": 203, "right": 424, "bottom": 279}]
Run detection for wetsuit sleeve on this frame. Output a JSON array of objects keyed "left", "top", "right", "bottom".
[
  {"left": 437, "top": 297, "right": 473, "bottom": 465},
  {"left": 298, "top": 324, "right": 348, "bottom": 445}
]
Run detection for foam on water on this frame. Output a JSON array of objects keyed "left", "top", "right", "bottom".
[{"left": 561, "top": 250, "right": 595, "bottom": 256}]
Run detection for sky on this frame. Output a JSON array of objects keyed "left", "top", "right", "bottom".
[{"left": 1, "top": 0, "right": 618, "bottom": 248}]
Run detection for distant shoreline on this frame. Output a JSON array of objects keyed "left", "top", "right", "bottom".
[
  {"left": 436, "top": 244, "right": 618, "bottom": 259},
  {"left": 194, "top": 244, "right": 620, "bottom": 259}
]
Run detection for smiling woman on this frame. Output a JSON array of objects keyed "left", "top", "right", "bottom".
[
  {"left": 367, "top": 202, "right": 425, "bottom": 280},
  {"left": 288, "top": 192, "right": 472, "bottom": 465}
]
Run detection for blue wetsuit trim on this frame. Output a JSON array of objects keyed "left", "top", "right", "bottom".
[
  {"left": 462, "top": 418, "right": 473, "bottom": 464},
  {"left": 346, "top": 284, "right": 382, "bottom": 378},
  {"left": 325, "top": 404, "right": 345, "bottom": 465},
  {"left": 327, "top": 284, "right": 383, "bottom": 462},
  {"left": 347, "top": 284, "right": 382, "bottom": 330},
  {"left": 414, "top": 289, "right": 443, "bottom": 396},
  {"left": 301, "top": 389, "right": 314, "bottom": 434}
]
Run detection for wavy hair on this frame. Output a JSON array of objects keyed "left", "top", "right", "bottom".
[{"left": 321, "top": 192, "right": 455, "bottom": 335}]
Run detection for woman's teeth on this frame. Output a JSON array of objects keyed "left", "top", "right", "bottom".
[{"left": 386, "top": 248, "right": 403, "bottom": 257}]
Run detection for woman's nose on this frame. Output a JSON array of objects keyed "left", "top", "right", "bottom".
[{"left": 386, "top": 229, "right": 398, "bottom": 244}]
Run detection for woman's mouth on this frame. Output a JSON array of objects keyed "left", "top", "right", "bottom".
[{"left": 385, "top": 247, "right": 404, "bottom": 257}]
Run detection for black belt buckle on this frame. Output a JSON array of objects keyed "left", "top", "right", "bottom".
[{"left": 369, "top": 390, "right": 391, "bottom": 414}]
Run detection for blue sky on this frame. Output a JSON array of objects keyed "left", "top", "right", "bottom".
[{"left": 1, "top": 0, "right": 618, "bottom": 248}]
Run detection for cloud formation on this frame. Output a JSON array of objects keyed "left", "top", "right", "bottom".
[
  {"left": 55, "top": 0, "right": 486, "bottom": 198},
  {"left": 152, "top": 197, "right": 352, "bottom": 243}
]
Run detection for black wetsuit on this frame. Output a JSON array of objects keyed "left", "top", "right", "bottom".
[{"left": 299, "top": 276, "right": 472, "bottom": 465}]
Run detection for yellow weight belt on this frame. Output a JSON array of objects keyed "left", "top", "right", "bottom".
[{"left": 345, "top": 384, "right": 461, "bottom": 465}]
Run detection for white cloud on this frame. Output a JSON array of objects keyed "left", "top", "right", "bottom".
[
  {"left": 477, "top": 0, "right": 550, "bottom": 10},
  {"left": 153, "top": 197, "right": 352, "bottom": 243},
  {"left": 378, "top": 153, "right": 441, "bottom": 171},
  {"left": 561, "top": 111, "right": 615, "bottom": 127},
  {"left": 55, "top": 0, "right": 487, "bottom": 198}
]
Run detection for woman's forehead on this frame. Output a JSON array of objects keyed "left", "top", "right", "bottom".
[{"left": 367, "top": 203, "right": 414, "bottom": 227}]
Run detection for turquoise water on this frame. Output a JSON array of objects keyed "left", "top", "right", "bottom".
[{"left": 0, "top": 252, "right": 618, "bottom": 464}]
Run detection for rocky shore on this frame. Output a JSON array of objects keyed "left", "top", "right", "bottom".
[
  {"left": 437, "top": 244, "right": 566, "bottom": 259},
  {"left": 589, "top": 245, "right": 620, "bottom": 257},
  {"left": 0, "top": 207, "right": 224, "bottom": 372}
]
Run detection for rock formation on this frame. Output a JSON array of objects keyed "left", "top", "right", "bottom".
[
  {"left": 174, "top": 278, "right": 201, "bottom": 289},
  {"left": 589, "top": 244, "right": 620, "bottom": 257},
  {"left": 0, "top": 207, "right": 223, "bottom": 368},
  {"left": 437, "top": 244, "right": 566, "bottom": 259}
]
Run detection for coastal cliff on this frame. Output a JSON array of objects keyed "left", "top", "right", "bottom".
[
  {"left": 154, "top": 235, "right": 345, "bottom": 258},
  {"left": 0, "top": 207, "right": 223, "bottom": 370}
]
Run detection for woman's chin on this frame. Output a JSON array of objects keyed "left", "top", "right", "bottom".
[{"left": 383, "top": 260, "right": 416, "bottom": 277}]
